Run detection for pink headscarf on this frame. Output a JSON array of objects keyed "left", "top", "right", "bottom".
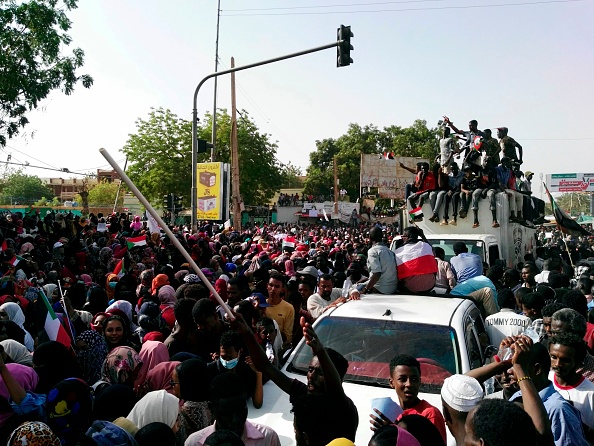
[
  {"left": 19, "top": 242, "right": 34, "bottom": 255},
  {"left": 284, "top": 260, "right": 296, "bottom": 278},
  {"left": 131, "top": 216, "right": 142, "bottom": 232},
  {"left": 158, "top": 285, "right": 177, "bottom": 308},
  {"left": 144, "top": 361, "right": 181, "bottom": 396},
  {"left": 134, "top": 340, "right": 170, "bottom": 394},
  {"left": 0, "top": 363, "right": 39, "bottom": 400}
]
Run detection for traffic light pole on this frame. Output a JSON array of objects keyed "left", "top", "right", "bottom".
[{"left": 191, "top": 39, "right": 347, "bottom": 231}]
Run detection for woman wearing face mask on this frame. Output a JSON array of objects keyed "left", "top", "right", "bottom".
[{"left": 206, "top": 331, "right": 262, "bottom": 408}]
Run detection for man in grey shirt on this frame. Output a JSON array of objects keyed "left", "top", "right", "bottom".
[{"left": 350, "top": 226, "right": 398, "bottom": 297}]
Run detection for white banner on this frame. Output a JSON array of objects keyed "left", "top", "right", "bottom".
[
  {"left": 360, "top": 155, "right": 429, "bottom": 200},
  {"left": 546, "top": 173, "right": 594, "bottom": 193}
]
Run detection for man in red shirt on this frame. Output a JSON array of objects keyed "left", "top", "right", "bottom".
[{"left": 407, "top": 162, "right": 436, "bottom": 217}]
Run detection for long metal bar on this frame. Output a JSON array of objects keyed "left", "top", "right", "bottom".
[
  {"left": 99, "top": 148, "right": 233, "bottom": 318},
  {"left": 211, "top": 0, "right": 221, "bottom": 162},
  {"left": 191, "top": 40, "right": 341, "bottom": 230}
]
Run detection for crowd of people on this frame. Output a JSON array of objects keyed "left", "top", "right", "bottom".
[
  {"left": 0, "top": 204, "right": 592, "bottom": 446},
  {"left": 403, "top": 117, "right": 545, "bottom": 229}
]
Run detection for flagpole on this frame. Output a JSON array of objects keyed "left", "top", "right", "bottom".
[
  {"left": 57, "top": 280, "right": 74, "bottom": 338},
  {"left": 99, "top": 148, "right": 233, "bottom": 319}
]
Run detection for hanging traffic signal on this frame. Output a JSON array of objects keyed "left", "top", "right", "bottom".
[
  {"left": 197, "top": 139, "right": 214, "bottom": 154},
  {"left": 337, "top": 25, "right": 354, "bottom": 67},
  {"left": 173, "top": 195, "right": 183, "bottom": 213}
]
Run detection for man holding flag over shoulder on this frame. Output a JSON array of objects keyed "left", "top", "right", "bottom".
[{"left": 544, "top": 184, "right": 592, "bottom": 237}]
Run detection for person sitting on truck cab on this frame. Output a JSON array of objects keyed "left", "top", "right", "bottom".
[
  {"left": 400, "top": 161, "right": 423, "bottom": 200},
  {"left": 393, "top": 226, "right": 437, "bottom": 293},
  {"left": 458, "top": 165, "right": 483, "bottom": 226},
  {"left": 428, "top": 161, "right": 450, "bottom": 224},
  {"left": 443, "top": 162, "right": 464, "bottom": 226},
  {"left": 450, "top": 242, "right": 483, "bottom": 284},
  {"left": 407, "top": 162, "right": 436, "bottom": 215},
  {"left": 495, "top": 157, "right": 524, "bottom": 223}
]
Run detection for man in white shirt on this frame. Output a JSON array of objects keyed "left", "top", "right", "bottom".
[
  {"left": 485, "top": 288, "right": 531, "bottom": 347},
  {"left": 548, "top": 332, "right": 594, "bottom": 432},
  {"left": 307, "top": 274, "right": 345, "bottom": 320}
]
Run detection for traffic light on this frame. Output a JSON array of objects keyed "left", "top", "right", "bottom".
[
  {"left": 173, "top": 195, "right": 183, "bottom": 213},
  {"left": 197, "top": 139, "right": 214, "bottom": 154},
  {"left": 163, "top": 194, "right": 173, "bottom": 211},
  {"left": 337, "top": 25, "right": 354, "bottom": 67}
]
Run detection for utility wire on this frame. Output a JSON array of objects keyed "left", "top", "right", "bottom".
[
  {"left": 222, "top": 0, "right": 587, "bottom": 16},
  {"left": 224, "top": 0, "right": 447, "bottom": 11}
]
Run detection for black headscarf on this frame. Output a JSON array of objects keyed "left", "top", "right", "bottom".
[
  {"left": 33, "top": 341, "right": 82, "bottom": 394},
  {"left": 177, "top": 358, "right": 210, "bottom": 402},
  {"left": 92, "top": 384, "right": 138, "bottom": 422}
]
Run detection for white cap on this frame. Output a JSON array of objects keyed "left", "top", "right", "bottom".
[
  {"left": 53, "top": 242, "right": 63, "bottom": 249},
  {"left": 441, "top": 374, "right": 484, "bottom": 412}
]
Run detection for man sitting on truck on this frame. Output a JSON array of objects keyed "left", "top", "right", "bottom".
[
  {"left": 393, "top": 226, "right": 437, "bottom": 293},
  {"left": 450, "top": 241, "right": 483, "bottom": 284},
  {"left": 495, "top": 157, "right": 524, "bottom": 223},
  {"left": 406, "top": 162, "right": 436, "bottom": 216}
]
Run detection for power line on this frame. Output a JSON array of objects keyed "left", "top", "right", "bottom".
[
  {"left": 1, "top": 161, "right": 96, "bottom": 177},
  {"left": 222, "top": 0, "right": 587, "bottom": 16},
  {"left": 5, "top": 144, "right": 61, "bottom": 171},
  {"left": 224, "top": 0, "right": 447, "bottom": 11}
]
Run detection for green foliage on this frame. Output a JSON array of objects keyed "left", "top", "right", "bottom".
[
  {"left": 0, "top": 0, "right": 93, "bottom": 145},
  {"left": 0, "top": 171, "right": 54, "bottom": 204},
  {"left": 278, "top": 162, "right": 303, "bottom": 189},
  {"left": 123, "top": 107, "right": 283, "bottom": 207},
  {"left": 552, "top": 193, "right": 591, "bottom": 216},
  {"left": 86, "top": 181, "right": 123, "bottom": 207},
  {"left": 303, "top": 120, "right": 439, "bottom": 199}
]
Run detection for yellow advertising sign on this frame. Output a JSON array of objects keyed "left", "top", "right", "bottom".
[{"left": 196, "top": 162, "right": 223, "bottom": 220}]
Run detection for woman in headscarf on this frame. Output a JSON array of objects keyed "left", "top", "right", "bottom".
[
  {"left": 133, "top": 302, "right": 170, "bottom": 346},
  {"left": 45, "top": 378, "right": 93, "bottom": 446},
  {"left": 106, "top": 300, "right": 137, "bottom": 331},
  {"left": 7, "top": 421, "right": 61, "bottom": 446},
  {"left": 106, "top": 273, "right": 119, "bottom": 302},
  {"left": 126, "top": 389, "right": 179, "bottom": 431},
  {"left": 42, "top": 284, "right": 58, "bottom": 303},
  {"left": 85, "top": 420, "right": 138, "bottom": 446},
  {"left": 139, "top": 361, "right": 180, "bottom": 398},
  {"left": 102, "top": 315, "right": 138, "bottom": 352},
  {"left": 133, "top": 341, "right": 169, "bottom": 395},
  {"left": 0, "top": 339, "right": 33, "bottom": 366},
  {"left": 0, "top": 363, "right": 39, "bottom": 401},
  {"left": 32, "top": 341, "right": 82, "bottom": 394},
  {"left": 92, "top": 384, "right": 137, "bottom": 423},
  {"left": 0, "top": 322, "right": 26, "bottom": 349},
  {"left": 75, "top": 330, "right": 109, "bottom": 386},
  {"left": 84, "top": 286, "right": 108, "bottom": 316},
  {"left": 101, "top": 346, "right": 143, "bottom": 387},
  {"left": 173, "top": 358, "right": 212, "bottom": 444},
  {"left": 157, "top": 285, "right": 176, "bottom": 330},
  {"left": 136, "top": 269, "right": 154, "bottom": 306},
  {"left": 91, "top": 312, "right": 111, "bottom": 333},
  {"left": 150, "top": 274, "right": 169, "bottom": 296},
  {"left": 285, "top": 259, "right": 296, "bottom": 278}
]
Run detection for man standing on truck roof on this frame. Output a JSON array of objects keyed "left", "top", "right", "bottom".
[
  {"left": 497, "top": 127, "right": 523, "bottom": 167},
  {"left": 443, "top": 116, "right": 485, "bottom": 171},
  {"left": 450, "top": 241, "right": 483, "bottom": 284}
]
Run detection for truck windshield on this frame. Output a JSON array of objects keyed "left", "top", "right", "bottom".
[
  {"left": 288, "top": 317, "right": 459, "bottom": 394},
  {"left": 431, "top": 239, "right": 484, "bottom": 263}
]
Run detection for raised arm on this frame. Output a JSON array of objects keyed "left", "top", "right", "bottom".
[{"left": 230, "top": 311, "right": 293, "bottom": 394}]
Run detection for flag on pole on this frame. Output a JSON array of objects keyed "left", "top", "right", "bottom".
[
  {"left": 147, "top": 213, "right": 160, "bottom": 235},
  {"left": 409, "top": 207, "right": 423, "bottom": 220},
  {"left": 126, "top": 235, "right": 147, "bottom": 250},
  {"left": 113, "top": 259, "right": 127, "bottom": 278},
  {"left": 544, "top": 183, "right": 591, "bottom": 236},
  {"left": 282, "top": 235, "right": 296, "bottom": 250},
  {"left": 38, "top": 289, "right": 72, "bottom": 348},
  {"left": 0, "top": 240, "right": 7, "bottom": 251}
]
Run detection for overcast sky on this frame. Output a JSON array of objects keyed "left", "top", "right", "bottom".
[{"left": 4, "top": 0, "right": 594, "bottom": 200}]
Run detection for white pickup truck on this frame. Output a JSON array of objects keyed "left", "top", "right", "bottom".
[
  {"left": 410, "top": 192, "right": 536, "bottom": 268},
  {"left": 247, "top": 294, "right": 488, "bottom": 446}
]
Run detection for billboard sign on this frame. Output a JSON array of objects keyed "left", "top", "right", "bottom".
[
  {"left": 546, "top": 173, "right": 594, "bottom": 193},
  {"left": 196, "top": 162, "right": 224, "bottom": 220},
  {"left": 360, "top": 154, "right": 429, "bottom": 200}
]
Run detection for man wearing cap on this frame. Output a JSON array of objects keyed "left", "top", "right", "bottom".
[
  {"left": 296, "top": 265, "right": 319, "bottom": 292},
  {"left": 441, "top": 374, "right": 484, "bottom": 445},
  {"left": 449, "top": 242, "right": 482, "bottom": 284}
]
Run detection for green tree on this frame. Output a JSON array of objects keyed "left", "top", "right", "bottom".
[
  {"left": 75, "top": 181, "right": 123, "bottom": 207},
  {"left": 0, "top": 171, "right": 54, "bottom": 204},
  {"left": 303, "top": 121, "right": 438, "bottom": 199},
  {"left": 278, "top": 162, "right": 303, "bottom": 189},
  {"left": 549, "top": 193, "right": 591, "bottom": 216},
  {"left": 123, "top": 107, "right": 283, "bottom": 207},
  {"left": 0, "top": 0, "right": 93, "bottom": 145}
]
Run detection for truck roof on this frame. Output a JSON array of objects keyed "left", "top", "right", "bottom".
[{"left": 424, "top": 233, "right": 497, "bottom": 241}]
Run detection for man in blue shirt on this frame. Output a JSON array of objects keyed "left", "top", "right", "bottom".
[
  {"left": 508, "top": 341, "right": 589, "bottom": 446},
  {"left": 449, "top": 241, "right": 483, "bottom": 284}
]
